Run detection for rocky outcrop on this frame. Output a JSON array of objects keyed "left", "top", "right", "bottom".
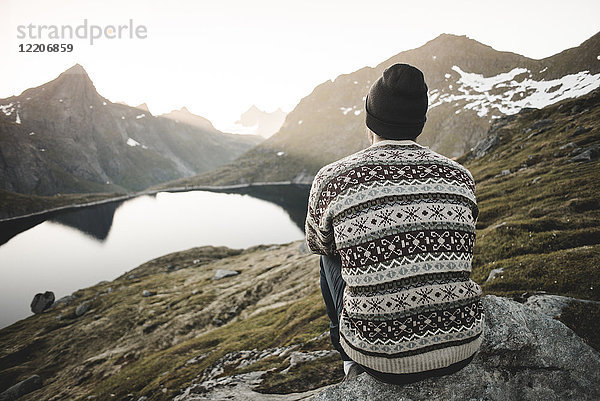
[{"left": 314, "top": 295, "right": 600, "bottom": 401}]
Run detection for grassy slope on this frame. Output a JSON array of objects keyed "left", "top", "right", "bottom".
[
  {"left": 463, "top": 90, "right": 600, "bottom": 301},
  {"left": 1, "top": 91, "right": 599, "bottom": 400}
]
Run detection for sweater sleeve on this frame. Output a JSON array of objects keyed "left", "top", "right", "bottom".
[{"left": 305, "top": 170, "right": 337, "bottom": 256}]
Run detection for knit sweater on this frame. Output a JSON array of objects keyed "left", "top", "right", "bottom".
[{"left": 305, "top": 139, "right": 484, "bottom": 374}]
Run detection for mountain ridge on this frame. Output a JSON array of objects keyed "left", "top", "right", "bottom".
[
  {"left": 0, "top": 65, "right": 263, "bottom": 196},
  {"left": 164, "top": 31, "right": 600, "bottom": 188}
]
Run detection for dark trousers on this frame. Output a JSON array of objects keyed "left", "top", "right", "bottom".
[
  {"left": 319, "top": 254, "right": 476, "bottom": 384},
  {"left": 319, "top": 254, "right": 351, "bottom": 361}
]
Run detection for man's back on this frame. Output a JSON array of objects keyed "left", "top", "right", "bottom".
[{"left": 306, "top": 139, "right": 483, "bottom": 375}]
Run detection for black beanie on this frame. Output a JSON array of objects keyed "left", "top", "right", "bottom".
[{"left": 365, "top": 63, "right": 428, "bottom": 140}]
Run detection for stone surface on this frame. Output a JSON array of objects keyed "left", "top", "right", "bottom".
[
  {"left": 75, "top": 301, "right": 90, "bottom": 317},
  {"left": 30, "top": 291, "right": 55, "bottom": 314},
  {"left": 213, "top": 269, "right": 239, "bottom": 280},
  {"left": 0, "top": 374, "right": 42, "bottom": 401},
  {"left": 314, "top": 296, "right": 600, "bottom": 401},
  {"left": 524, "top": 294, "right": 600, "bottom": 318},
  {"left": 142, "top": 290, "right": 156, "bottom": 297}
]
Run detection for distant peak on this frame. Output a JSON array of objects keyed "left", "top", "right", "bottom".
[
  {"left": 180, "top": 106, "right": 191, "bottom": 113},
  {"left": 64, "top": 63, "right": 88, "bottom": 75}
]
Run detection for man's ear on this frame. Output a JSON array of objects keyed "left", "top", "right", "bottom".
[{"left": 366, "top": 128, "right": 374, "bottom": 145}]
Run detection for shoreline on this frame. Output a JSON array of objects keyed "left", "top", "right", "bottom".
[{"left": 0, "top": 181, "right": 312, "bottom": 223}]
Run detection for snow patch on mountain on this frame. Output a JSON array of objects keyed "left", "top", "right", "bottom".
[
  {"left": 127, "top": 137, "right": 149, "bottom": 149},
  {"left": 429, "top": 67, "right": 600, "bottom": 117}
]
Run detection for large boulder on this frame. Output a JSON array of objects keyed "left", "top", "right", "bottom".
[
  {"left": 315, "top": 295, "right": 600, "bottom": 401},
  {"left": 30, "top": 291, "right": 54, "bottom": 314},
  {"left": 0, "top": 375, "right": 42, "bottom": 401}
]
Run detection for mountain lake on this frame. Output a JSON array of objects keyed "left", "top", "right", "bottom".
[{"left": 0, "top": 185, "right": 310, "bottom": 329}]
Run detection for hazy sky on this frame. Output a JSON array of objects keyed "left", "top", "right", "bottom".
[{"left": 1, "top": 0, "right": 599, "bottom": 131}]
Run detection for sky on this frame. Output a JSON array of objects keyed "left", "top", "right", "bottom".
[{"left": 1, "top": 0, "right": 599, "bottom": 132}]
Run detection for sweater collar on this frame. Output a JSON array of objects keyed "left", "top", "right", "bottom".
[{"left": 369, "top": 139, "right": 426, "bottom": 148}]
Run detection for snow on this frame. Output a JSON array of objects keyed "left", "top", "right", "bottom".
[
  {"left": 340, "top": 107, "right": 353, "bottom": 115},
  {"left": 597, "top": 55, "right": 600, "bottom": 60},
  {"left": 59, "top": 99, "right": 63, "bottom": 103},
  {"left": 26, "top": 97, "right": 31, "bottom": 100},
  {"left": 432, "top": 55, "right": 437, "bottom": 60},
  {"left": 445, "top": 73, "right": 451, "bottom": 79},
  {"left": 29, "top": 132, "right": 35, "bottom": 135},
  {"left": 15, "top": 111, "right": 21, "bottom": 124},
  {"left": 40, "top": 148, "right": 46, "bottom": 152},
  {"left": 353, "top": 81, "right": 358, "bottom": 84},
  {"left": 136, "top": 113, "right": 145, "bottom": 119},
  {"left": 428, "top": 66, "right": 600, "bottom": 117},
  {"left": 89, "top": 105, "right": 93, "bottom": 109},
  {"left": 276, "top": 151, "right": 285, "bottom": 156},
  {"left": 298, "top": 120, "right": 303, "bottom": 125},
  {"left": 452, "top": 66, "right": 528, "bottom": 92},
  {"left": 121, "top": 116, "right": 125, "bottom": 120},
  {"left": 103, "top": 101, "right": 107, "bottom": 106},
  {"left": 0, "top": 103, "right": 14, "bottom": 116},
  {"left": 539, "top": 67, "right": 548, "bottom": 73},
  {"left": 126, "top": 138, "right": 140, "bottom": 147},
  {"left": 353, "top": 110, "right": 361, "bottom": 116}
]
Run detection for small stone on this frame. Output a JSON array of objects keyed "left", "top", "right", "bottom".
[
  {"left": 30, "top": 291, "right": 55, "bottom": 314},
  {"left": 127, "top": 274, "right": 137, "bottom": 280},
  {"left": 142, "top": 290, "right": 156, "bottom": 297},
  {"left": 485, "top": 268, "right": 504, "bottom": 282},
  {"left": 213, "top": 269, "right": 239, "bottom": 280},
  {"left": 559, "top": 142, "right": 577, "bottom": 150},
  {"left": 75, "top": 301, "right": 90, "bottom": 317}
]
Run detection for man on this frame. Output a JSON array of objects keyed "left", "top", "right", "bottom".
[{"left": 305, "top": 63, "right": 484, "bottom": 384}]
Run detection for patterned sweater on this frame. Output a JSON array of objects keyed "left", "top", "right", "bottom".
[{"left": 305, "top": 140, "right": 484, "bottom": 374}]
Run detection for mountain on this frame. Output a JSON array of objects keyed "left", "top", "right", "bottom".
[
  {"left": 170, "top": 31, "right": 600, "bottom": 187},
  {"left": 0, "top": 90, "right": 599, "bottom": 400},
  {"left": 0, "top": 65, "right": 263, "bottom": 195},
  {"left": 232, "top": 105, "right": 287, "bottom": 138}
]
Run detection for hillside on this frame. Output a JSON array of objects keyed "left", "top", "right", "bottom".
[
  {"left": 0, "top": 65, "right": 262, "bottom": 196},
  {"left": 0, "top": 90, "right": 599, "bottom": 400},
  {"left": 165, "top": 31, "right": 600, "bottom": 188}
]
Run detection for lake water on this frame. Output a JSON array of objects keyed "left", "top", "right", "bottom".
[{"left": 0, "top": 186, "right": 309, "bottom": 329}]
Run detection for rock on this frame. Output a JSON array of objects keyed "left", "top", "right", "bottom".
[
  {"left": 142, "top": 290, "right": 156, "bottom": 297},
  {"left": 75, "top": 301, "right": 90, "bottom": 317},
  {"left": 560, "top": 142, "right": 577, "bottom": 150},
  {"left": 572, "top": 125, "right": 590, "bottom": 136},
  {"left": 213, "top": 269, "right": 239, "bottom": 280},
  {"left": 314, "top": 296, "right": 600, "bottom": 401},
  {"left": 470, "top": 132, "right": 500, "bottom": 158},
  {"left": 524, "top": 294, "right": 600, "bottom": 319},
  {"left": 485, "top": 267, "right": 504, "bottom": 282},
  {"left": 0, "top": 374, "right": 42, "bottom": 401},
  {"left": 30, "top": 291, "right": 55, "bottom": 314},
  {"left": 54, "top": 294, "right": 76, "bottom": 306},
  {"left": 137, "top": 397, "right": 148, "bottom": 401},
  {"left": 569, "top": 146, "right": 599, "bottom": 163},
  {"left": 530, "top": 118, "right": 554, "bottom": 130}
]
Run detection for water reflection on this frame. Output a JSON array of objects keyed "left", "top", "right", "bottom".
[
  {"left": 0, "top": 186, "right": 310, "bottom": 329},
  {"left": 0, "top": 185, "right": 310, "bottom": 246}
]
